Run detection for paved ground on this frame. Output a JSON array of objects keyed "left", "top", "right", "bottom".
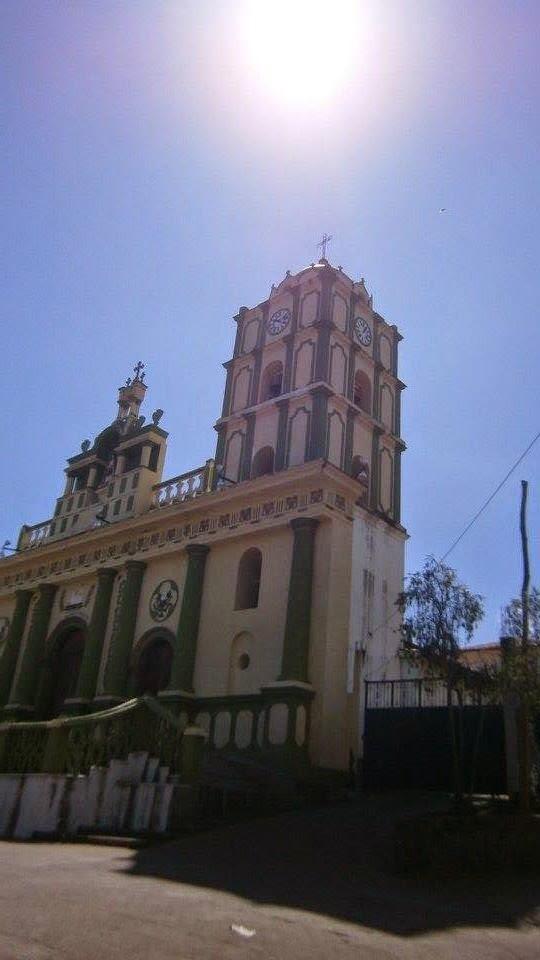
[{"left": 0, "top": 792, "right": 539, "bottom": 960}]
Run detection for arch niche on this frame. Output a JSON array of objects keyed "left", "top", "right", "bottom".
[
  {"left": 39, "top": 617, "right": 87, "bottom": 719},
  {"left": 132, "top": 628, "right": 174, "bottom": 697}
]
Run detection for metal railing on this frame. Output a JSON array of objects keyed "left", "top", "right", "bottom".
[
  {"left": 365, "top": 679, "right": 487, "bottom": 709},
  {"left": 0, "top": 696, "right": 186, "bottom": 775}
]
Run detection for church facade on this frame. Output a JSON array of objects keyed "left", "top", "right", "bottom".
[{"left": 0, "top": 259, "right": 406, "bottom": 774}]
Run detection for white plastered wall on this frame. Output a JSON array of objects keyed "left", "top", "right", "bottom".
[
  {"left": 193, "top": 527, "right": 291, "bottom": 697},
  {"left": 347, "top": 509, "right": 405, "bottom": 758}
]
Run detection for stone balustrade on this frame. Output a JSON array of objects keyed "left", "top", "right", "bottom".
[{"left": 151, "top": 462, "right": 213, "bottom": 509}]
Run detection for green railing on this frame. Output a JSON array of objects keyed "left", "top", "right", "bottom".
[{"left": 0, "top": 697, "right": 186, "bottom": 776}]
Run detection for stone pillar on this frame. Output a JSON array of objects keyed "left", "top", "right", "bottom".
[
  {"left": 100, "top": 561, "right": 146, "bottom": 702},
  {"left": 0, "top": 589, "right": 32, "bottom": 710},
  {"left": 6, "top": 583, "right": 57, "bottom": 716},
  {"left": 69, "top": 568, "right": 117, "bottom": 708},
  {"left": 279, "top": 518, "right": 319, "bottom": 683},
  {"left": 168, "top": 545, "right": 210, "bottom": 694}
]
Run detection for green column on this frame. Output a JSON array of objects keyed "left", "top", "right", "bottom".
[
  {"left": 370, "top": 427, "right": 383, "bottom": 511},
  {"left": 0, "top": 589, "right": 32, "bottom": 710},
  {"left": 241, "top": 412, "right": 256, "bottom": 480},
  {"left": 275, "top": 398, "right": 289, "bottom": 471},
  {"left": 279, "top": 518, "right": 319, "bottom": 683},
  {"left": 168, "top": 544, "right": 210, "bottom": 694},
  {"left": 344, "top": 408, "right": 357, "bottom": 475},
  {"left": 308, "top": 386, "right": 330, "bottom": 460},
  {"left": 393, "top": 447, "right": 402, "bottom": 524},
  {"left": 6, "top": 583, "right": 57, "bottom": 716},
  {"left": 101, "top": 561, "right": 146, "bottom": 701},
  {"left": 73, "top": 568, "right": 117, "bottom": 705}
]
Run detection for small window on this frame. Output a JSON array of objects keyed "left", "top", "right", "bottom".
[
  {"left": 126, "top": 495, "right": 134, "bottom": 511},
  {"left": 132, "top": 472, "right": 140, "bottom": 489},
  {"left": 49, "top": 522, "right": 56, "bottom": 536},
  {"left": 71, "top": 514, "right": 79, "bottom": 527},
  {"left": 149, "top": 445, "right": 159, "bottom": 471},
  {"left": 119, "top": 477, "right": 127, "bottom": 493},
  {"left": 251, "top": 445, "right": 274, "bottom": 478},
  {"left": 260, "top": 361, "right": 284, "bottom": 402},
  {"left": 66, "top": 497, "right": 74, "bottom": 513},
  {"left": 107, "top": 482, "right": 115, "bottom": 497},
  {"left": 238, "top": 652, "right": 250, "bottom": 670},
  {"left": 113, "top": 500, "right": 121, "bottom": 516},
  {"left": 235, "top": 548, "right": 262, "bottom": 610},
  {"left": 77, "top": 493, "right": 85, "bottom": 508},
  {"left": 353, "top": 370, "right": 372, "bottom": 413},
  {"left": 54, "top": 501, "right": 62, "bottom": 518},
  {"left": 60, "top": 519, "right": 67, "bottom": 532}
]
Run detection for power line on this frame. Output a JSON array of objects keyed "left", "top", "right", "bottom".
[
  {"left": 440, "top": 428, "right": 540, "bottom": 562},
  {"left": 363, "top": 427, "right": 540, "bottom": 679}
]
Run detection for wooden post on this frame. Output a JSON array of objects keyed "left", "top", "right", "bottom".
[{"left": 519, "top": 480, "right": 531, "bottom": 813}]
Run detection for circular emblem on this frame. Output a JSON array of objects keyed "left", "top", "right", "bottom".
[
  {"left": 266, "top": 308, "right": 291, "bottom": 336},
  {"left": 149, "top": 580, "right": 179, "bottom": 622},
  {"left": 354, "top": 316, "right": 372, "bottom": 347}
]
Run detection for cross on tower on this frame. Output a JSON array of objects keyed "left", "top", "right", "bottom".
[
  {"left": 317, "top": 233, "right": 332, "bottom": 260},
  {"left": 133, "top": 361, "right": 145, "bottom": 381}
]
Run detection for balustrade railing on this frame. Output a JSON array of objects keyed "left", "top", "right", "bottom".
[
  {"left": 151, "top": 461, "right": 214, "bottom": 509},
  {"left": 0, "top": 696, "right": 186, "bottom": 776}
]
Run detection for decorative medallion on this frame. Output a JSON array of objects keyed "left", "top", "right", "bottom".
[
  {"left": 354, "top": 316, "right": 372, "bottom": 347},
  {"left": 266, "top": 308, "right": 291, "bottom": 336},
  {"left": 149, "top": 580, "right": 179, "bottom": 622}
]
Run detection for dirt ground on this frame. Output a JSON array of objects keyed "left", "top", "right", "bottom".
[{"left": 0, "top": 791, "right": 539, "bottom": 960}]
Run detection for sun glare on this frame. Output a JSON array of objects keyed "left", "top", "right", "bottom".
[{"left": 241, "top": 0, "right": 362, "bottom": 108}]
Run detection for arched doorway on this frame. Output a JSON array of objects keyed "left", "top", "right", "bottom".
[
  {"left": 44, "top": 626, "right": 86, "bottom": 719},
  {"left": 134, "top": 635, "right": 173, "bottom": 696}
]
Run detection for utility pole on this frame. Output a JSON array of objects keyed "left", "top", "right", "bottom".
[{"left": 519, "top": 479, "right": 531, "bottom": 812}]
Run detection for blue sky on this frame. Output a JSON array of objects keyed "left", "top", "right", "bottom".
[{"left": 1, "top": 1, "right": 539, "bottom": 644}]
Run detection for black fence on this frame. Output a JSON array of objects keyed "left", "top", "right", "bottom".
[{"left": 363, "top": 680, "right": 506, "bottom": 793}]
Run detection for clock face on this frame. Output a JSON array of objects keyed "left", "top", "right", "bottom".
[
  {"left": 266, "top": 307, "right": 291, "bottom": 336},
  {"left": 354, "top": 316, "right": 372, "bottom": 347}
]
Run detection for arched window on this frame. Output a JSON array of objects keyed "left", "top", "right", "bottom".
[
  {"left": 351, "top": 455, "right": 370, "bottom": 484},
  {"left": 353, "top": 370, "right": 372, "bottom": 414},
  {"left": 251, "top": 445, "right": 274, "bottom": 478},
  {"left": 260, "top": 361, "right": 283, "bottom": 402},
  {"left": 134, "top": 636, "right": 173, "bottom": 696},
  {"left": 235, "top": 548, "right": 262, "bottom": 610},
  {"left": 46, "top": 627, "right": 86, "bottom": 719}
]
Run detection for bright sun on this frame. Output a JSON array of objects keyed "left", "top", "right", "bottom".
[{"left": 241, "top": 0, "right": 362, "bottom": 108}]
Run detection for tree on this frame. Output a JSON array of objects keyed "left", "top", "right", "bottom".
[
  {"left": 502, "top": 587, "right": 540, "bottom": 641},
  {"left": 398, "top": 556, "right": 485, "bottom": 802}
]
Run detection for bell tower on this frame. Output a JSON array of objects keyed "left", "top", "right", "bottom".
[{"left": 214, "top": 258, "right": 405, "bottom": 525}]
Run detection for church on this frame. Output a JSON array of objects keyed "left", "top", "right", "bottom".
[{"left": 0, "top": 258, "right": 406, "bottom": 775}]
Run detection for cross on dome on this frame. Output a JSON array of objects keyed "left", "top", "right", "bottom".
[{"left": 317, "top": 232, "right": 332, "bottom": 260}]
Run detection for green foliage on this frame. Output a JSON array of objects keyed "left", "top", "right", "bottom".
[
  {"left": 398, "top": 556, "right": 485, "bottom": 676},
  {"left": 501, "top": 586, "right": 540, "bottom": 641}
]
